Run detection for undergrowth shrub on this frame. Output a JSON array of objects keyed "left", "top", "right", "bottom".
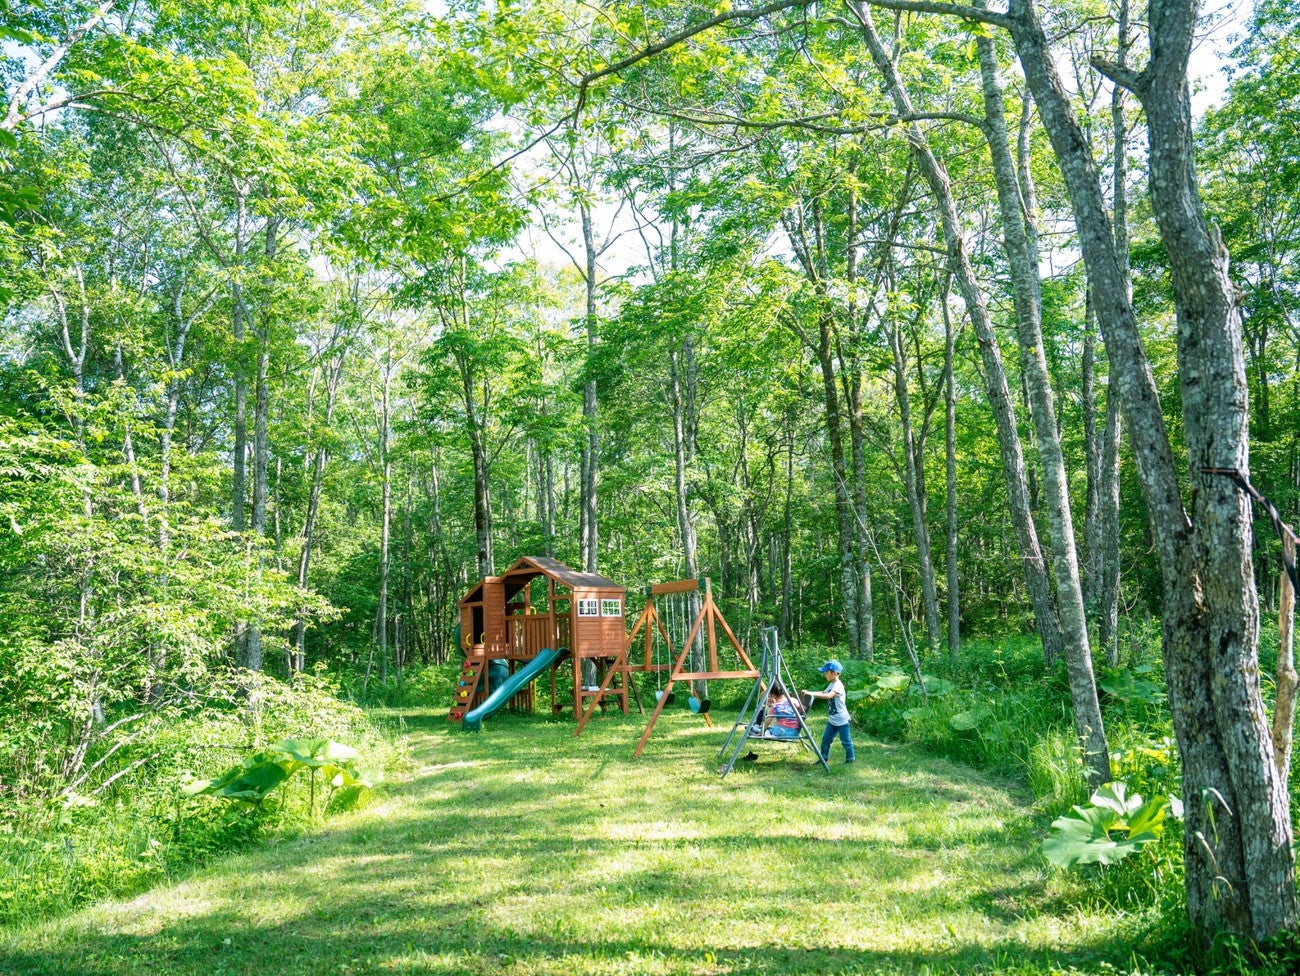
[
  {"left": 850, "top": 638, "right": 1088, "bottom": 803},
  {"left": 1149, "top": 922, "right": 1300, "bottom": 976},
  {"left": 390, "top": 664, "right": 456, "bottom": 706},
  {"left": 0, "top": 668, "right": 404, "bottom": 929}
]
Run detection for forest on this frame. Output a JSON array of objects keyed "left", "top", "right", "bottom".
[{"left": 2, "top": 0, "right": 1299, "bottom": 971}]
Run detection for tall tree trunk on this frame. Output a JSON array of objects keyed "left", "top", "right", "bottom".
[
  {"left": 975, "top": 20, "right": 1109, "bottom": 783},
  {"left": 544, "top": 447, "right": 557, "bottom": 558},
  {"left": 851, "top": 1, "right": 1063, "bottom": 672},
  {"left": 889, "top": 307, "right": 942, "bottom": 656},
  {"left": 426, "top": 452, "right": 454, "bottom": 664},
  {"left": 294, "top": 326, "right": 347, "bottom": 672},
  {"left": 447, "top": 259, "right": 494, "bottom": 580},
  {"left": 369, "top": 351, "right": 393, "bottom": 695},
  {"left": 231, "top": 195, "right": 249, "bottom": 537},
  {"left": 999, "top": 0, "right": 1297, "bottom": 937},
  {"left": 1085, "top": 299, "right": 1125, "bottom": 667},
  {"left": 1095, "top": 386, "right": 1123, "bottom": 663},
  {"left": 579, "top": 200, "right": 600, "bottom": 572},
  {"left": 230, "top": 191, "right": 252, "bottom": 668},
  {"left": 943, "top": 282, "right": 961, "bottom": 659},
  {"left": 1094, "top": 0, "right": 1131, "bottom": 665},
  {"left": 780, "top": 409, "right": 796, "bottom": 645},
  {"left": 668, "top": 343, "right": 699, "bottom": 580}
]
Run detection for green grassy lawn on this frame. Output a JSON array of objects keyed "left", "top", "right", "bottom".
[{"left": 0, "top": 708, "right": 1164, "bottom": 975}]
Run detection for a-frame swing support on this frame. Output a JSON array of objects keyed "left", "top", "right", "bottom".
[
  {"left": 717, "top": 627, "right": 830, "bottom": 778},
  {"left": 610, "top": 577, "right": 760, "bottom": 755}
]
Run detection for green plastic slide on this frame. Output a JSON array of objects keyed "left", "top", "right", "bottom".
[{"left": 461, "top": 647, "right": 564, "bottom": 732}]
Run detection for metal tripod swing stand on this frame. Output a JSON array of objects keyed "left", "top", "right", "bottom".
[{"left": 717, "top": 627, "right": 831, "bottom": 778}]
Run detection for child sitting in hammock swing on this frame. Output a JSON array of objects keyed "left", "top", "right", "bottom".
[{"left": 760, "top": 682, "right": 803, "bottom": 739}]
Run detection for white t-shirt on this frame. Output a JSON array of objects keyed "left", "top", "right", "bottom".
[{"left": 825, "top": 677, "right": 849, "bottom": 726}]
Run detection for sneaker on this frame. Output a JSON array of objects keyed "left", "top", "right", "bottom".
[{"left": 845, "top": 759, "right": 856, "bottom": 764}]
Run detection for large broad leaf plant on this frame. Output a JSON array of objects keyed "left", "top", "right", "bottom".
[
  {"left": 1043, "top": 782, "right": 1182, "bottom": 869},
  {"left": 184, "top": 738, "right": 371, "bottom": 815}
]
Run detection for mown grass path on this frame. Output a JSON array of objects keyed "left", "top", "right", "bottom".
[{"left": 1, "top": 710, "right": 1154, "bottom": 975}]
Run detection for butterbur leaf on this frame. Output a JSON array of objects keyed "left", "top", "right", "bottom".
[
  {"left": 1044, "top": 811, "right": 1145, "bottom": 867},
  {"left": 1090, "top": 782, "right": 1142, "bottom": 817},
  {"left": 272, "top": 738, "right": 360, "bottom": 767},
  {"left": 199, "top": 761, "right": 290, "bottom": 801},
  {"left": 322, "top": 763, "right": 370, "bottom": 790},
  {"left": 1124, "top": 797, "right": 1171, "bottom": 837},
  {"left": 1043, "top": 815, "right": 1119, "bottom": 868},
  {"left": 1043, "top": 780, "right": 1174, "bottom": 869},
  {"left": 920, "top": 677, "right": 954, "bottom": 696},
  {"left": 1070, "top": 803, "right": 1120, "bottom": 835}
]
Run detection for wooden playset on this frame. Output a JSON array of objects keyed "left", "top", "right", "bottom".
[
  {"left": 450, "top": 556, "right": 630, "bottom": 727},
  {"left": 449, "top": 560, "right": 821, "bottom": 774}
]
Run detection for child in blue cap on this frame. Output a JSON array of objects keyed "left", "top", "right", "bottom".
[{"left": 804, "top": 659, "right": 855, "bottom": 764}]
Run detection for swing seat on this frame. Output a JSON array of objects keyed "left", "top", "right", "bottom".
[
  {"left": 688, "top": 695, "right": 711, "bottom": 714},
  {"left": 746, "top": 724, "right": 800, "bottom": 741}
]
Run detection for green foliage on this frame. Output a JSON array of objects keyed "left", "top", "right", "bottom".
[
  {"left": 1151, "top": 923, "right": 1300, "bottom": 976},
  {"left": 387, "top": 664, "right": 457, "bottom": 706},
  {"left": 0, "top": 672, "right": 400, "bottom": 928},
  {"left": 1042, "top": 782, "right": 1181, "bottom": 869},
  {"left": 184, "top": 737, "right": 371, "bottom": 813},
  {"left": 853, "top": 639, "right": 1080, "bottom": 784}
]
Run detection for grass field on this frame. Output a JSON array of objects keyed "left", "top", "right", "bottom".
[{"left": 0, "top": 707, "right": 1167, "bottom": 975}]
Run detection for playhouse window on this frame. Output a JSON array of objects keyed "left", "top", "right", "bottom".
[
  {"left": 601, "top": 599, "right": 622, "bottom": 617},
  {"left": 577, "top": 599, "right": 600, "bottom": 617}
]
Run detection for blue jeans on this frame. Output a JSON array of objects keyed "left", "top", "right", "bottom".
[{"left": 821, "top": 722, "right": 855, "bottom": 762}]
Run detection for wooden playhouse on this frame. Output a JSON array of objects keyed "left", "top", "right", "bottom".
[{"left": 450, "top": 556, "right": 630, "bottom": 725}]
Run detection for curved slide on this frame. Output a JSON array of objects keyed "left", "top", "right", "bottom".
[{"left": 462, "top": 647, "right": 564, "bottom": 732}]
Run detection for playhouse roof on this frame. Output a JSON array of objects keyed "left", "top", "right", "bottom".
[
  {"left": 501, "top": 556, "right": 622, "bottom": 591},
  {"left": 458, "top": 557, "right": 623, "bottom": 608}
]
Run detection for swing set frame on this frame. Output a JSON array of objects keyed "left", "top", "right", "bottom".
[
  {"left": 716, "top": 626, "right": 830, "bottom": 777},
  {"left": 574, "top": 576, "right": 760, "bottom": 752}
]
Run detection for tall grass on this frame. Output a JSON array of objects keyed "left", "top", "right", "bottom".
[
  {"left": 0, "top": 669, "right": 403, "bottom": 928},
  {"left": 846, "top": 637, "right": 1092, "bottom": 812}
]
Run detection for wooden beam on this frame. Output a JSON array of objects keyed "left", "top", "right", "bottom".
[{"left": 650, "top": 578, "right": 701, "bottom": 595}]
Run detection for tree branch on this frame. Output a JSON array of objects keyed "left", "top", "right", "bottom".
[
  {"left": 2, "top": 1, "right": 116, "bottom": 132},
  {"left": 1090, "top": 56, "right": 1144, "bottom": 95},
  {"left": 576, "top": 0, "right": 819, "bottom": 110},
  {"left": 855, "top": 0, "right": 1009, "bottom": 29}
]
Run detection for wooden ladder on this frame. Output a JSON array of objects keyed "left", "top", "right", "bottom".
[{"left": 449, "top": 660, "right": 484, "bottom": 722}]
